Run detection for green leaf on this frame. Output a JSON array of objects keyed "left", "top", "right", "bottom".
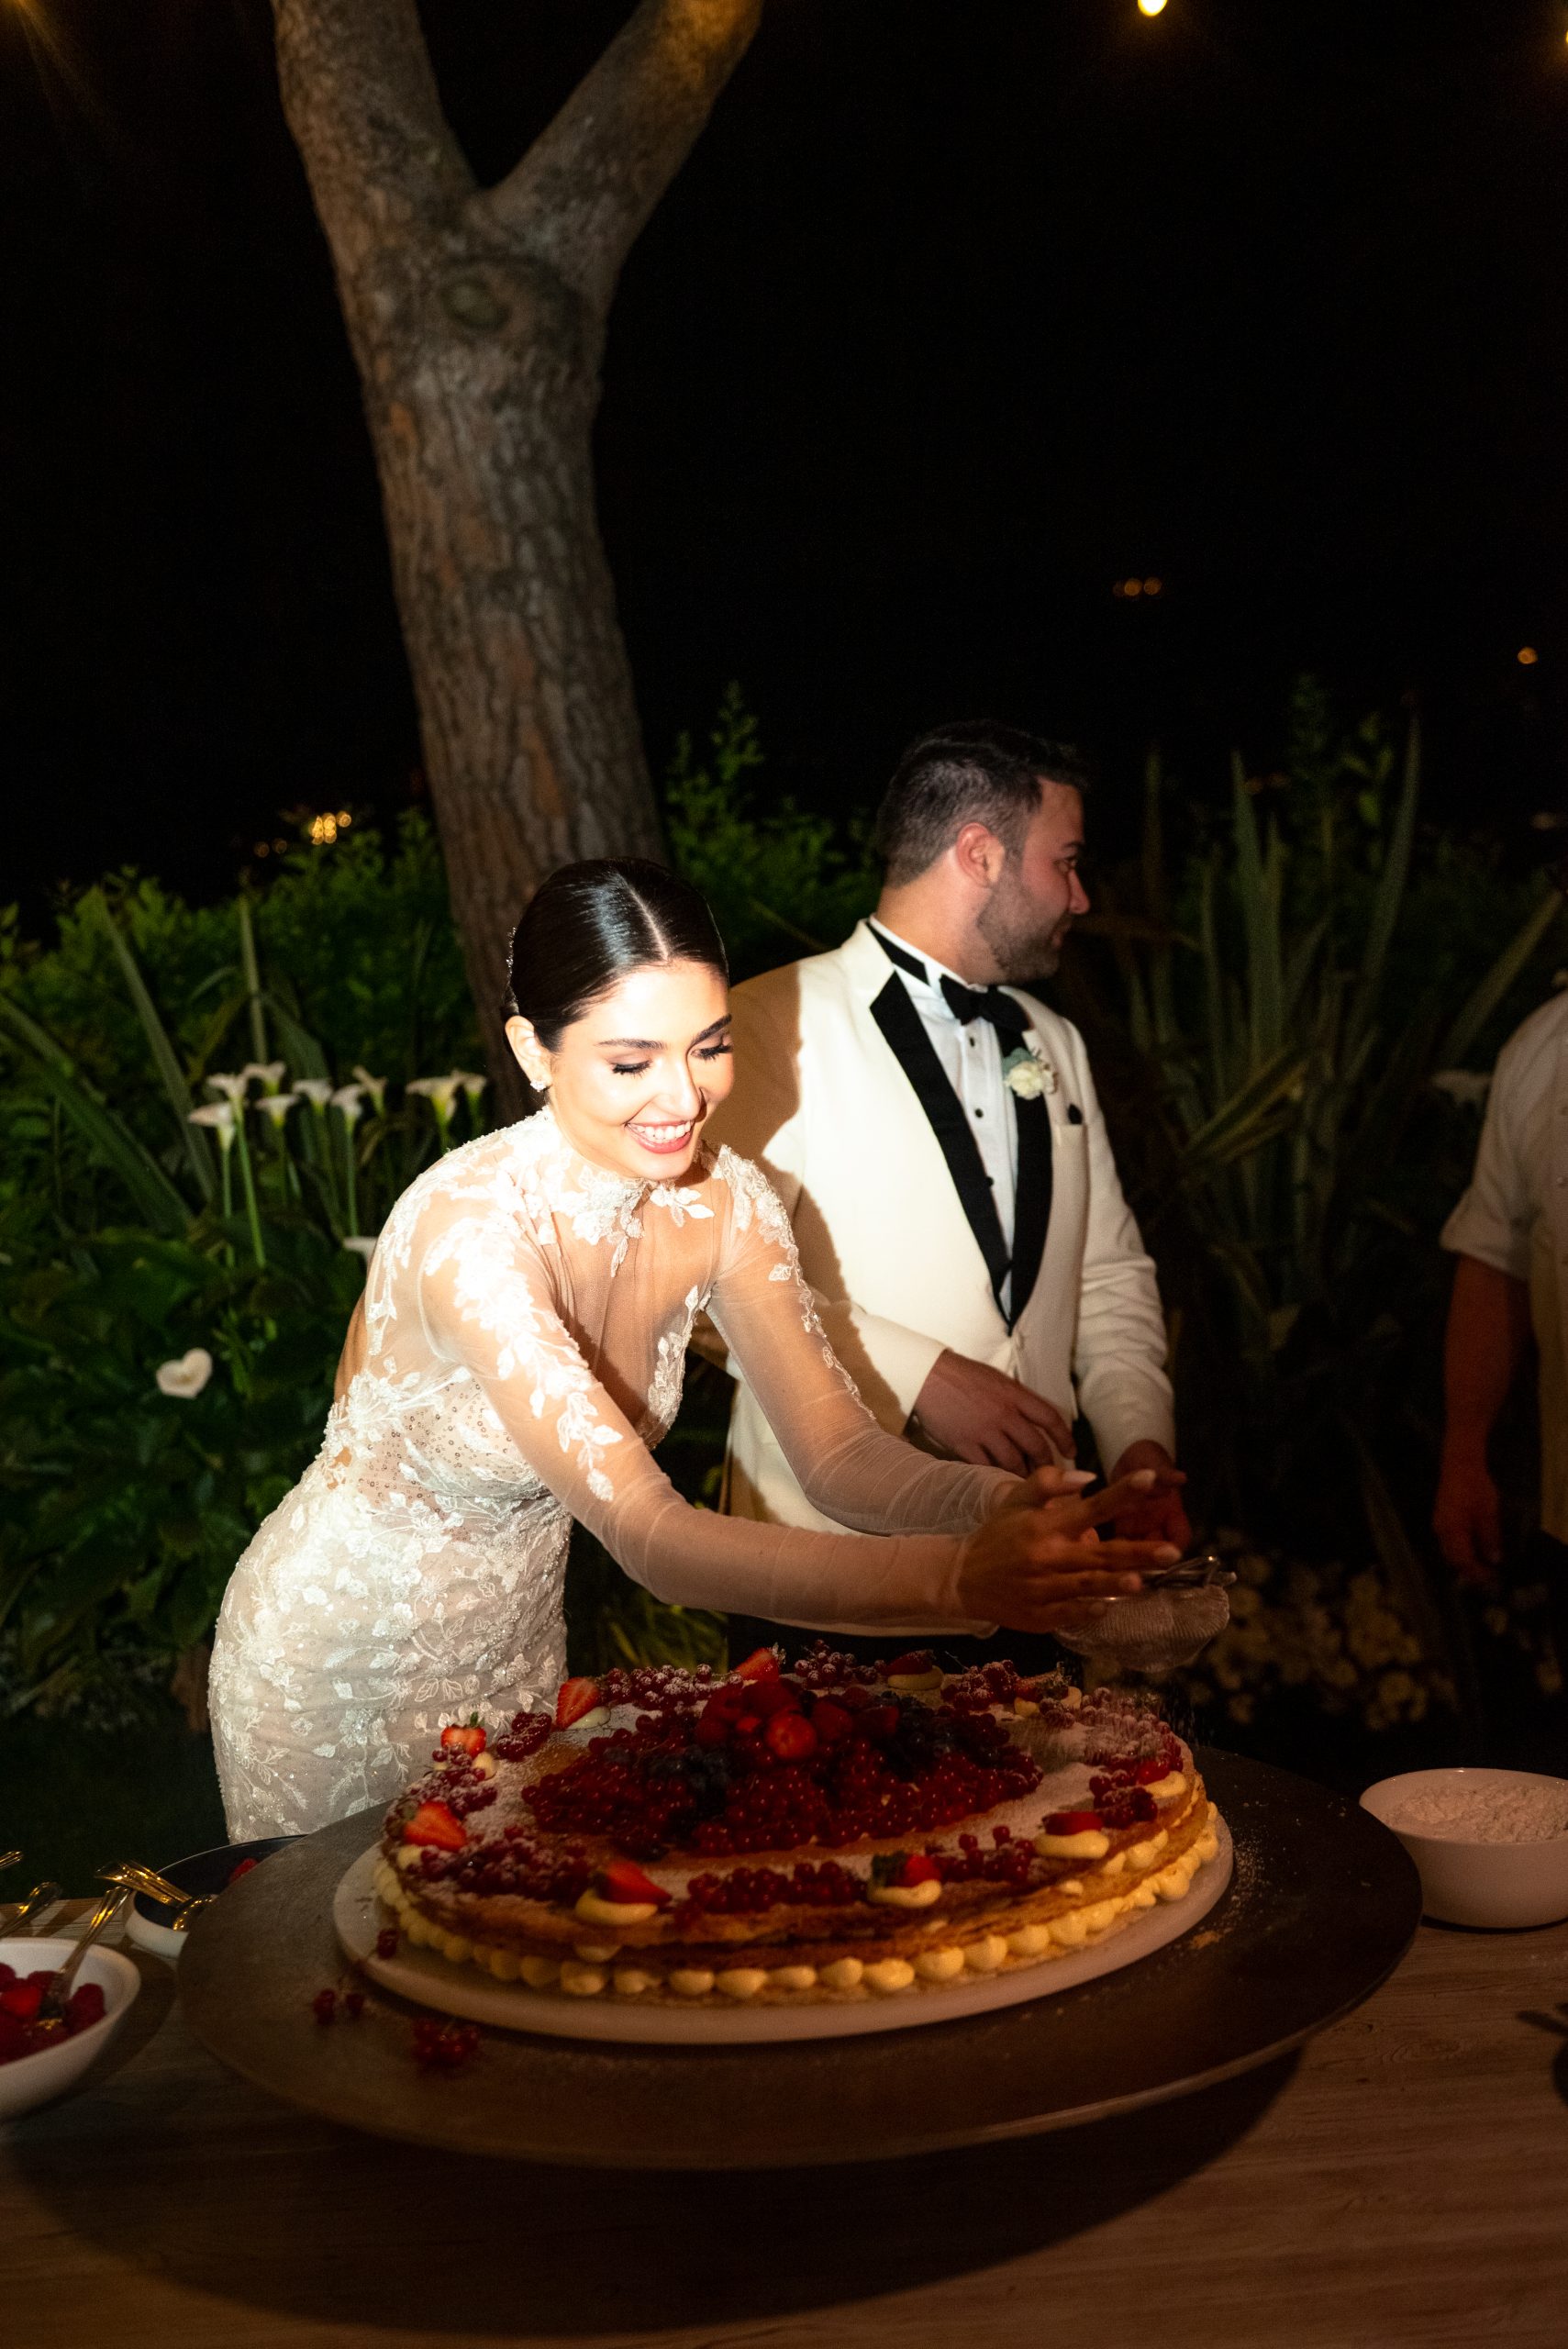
[
  {"left": 86, "top": 894, "right": 215, "bottom": 1203},
  {"left": 0, "top": 996, "right": 190, "bottom": 1235}
]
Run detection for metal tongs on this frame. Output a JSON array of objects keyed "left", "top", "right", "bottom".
[{"left": 1138, "top": 1547, "right": 1236, "bottom": 1593}]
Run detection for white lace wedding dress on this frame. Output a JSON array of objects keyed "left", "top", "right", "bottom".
[{"left": 209, "top": 1108, "right": 1009, "bottom": 1837}]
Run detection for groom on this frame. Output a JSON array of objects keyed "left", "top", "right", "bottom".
[{"left": 706, "top": 719, "right": 1189, "bottom": 1618}]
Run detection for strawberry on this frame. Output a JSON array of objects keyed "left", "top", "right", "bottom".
[
  {"left": 861, "top": 1701, "right": 901, "bottom": 1742},
  {"left": 747, "top": 1676, "right": 801, "bottom": 1719},
  {"left": 0, "top": 1978, "right": 44, "bottom": 2022},
  {"left": 553, "top": 1676, "right": 604, "bottom": 1729},
  {"left": 402, "top": 1799, "right": 467, "bottom": 1850},
  {"left": 765, "top": 1710, "right": 818, "bottom": 1762},
  {"left": 809, "top": 1698, "right": 853, "bottom": 1747},
  {"left": 899, "top": 1854, "right": 941, "bottom": 1887},
  {"left": 884, "top": 1650, "right": 933, "bottom": 1677},
  {"left": 732, "top": 1646, "right": 781, "bottom": 1682},
  {"left": 1043, "top": 1809, "right": 1104, "bottom": 1836},
  {"left": 598, "top": 1859, "right": 670, "bottom": 1909},
  {"left": 440, "top": 1719, "right": 488, "bottom": 1756},
  {"left": 695, "top": 1693, "right": 738, "bottom": 1747}
]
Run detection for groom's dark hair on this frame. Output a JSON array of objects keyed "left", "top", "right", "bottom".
[{"left": 874, "top": 721, "right": 1091, "bottom": 885}]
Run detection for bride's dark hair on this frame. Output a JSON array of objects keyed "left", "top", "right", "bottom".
[{"left": 503, "top": 859, "right": 728, "bottom": 1049}]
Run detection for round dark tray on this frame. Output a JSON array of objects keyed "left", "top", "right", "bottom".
[{"left": 178, "top": 1749, "right": 1420, "bottom": 2168}]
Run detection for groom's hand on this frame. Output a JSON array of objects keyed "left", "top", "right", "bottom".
[
  {"left": 911, "top": 1350, "right": 1076, "bottom": 1473},
  {"left": 1108, "top": 1441, "right": 1191, "bottom": 1550}
]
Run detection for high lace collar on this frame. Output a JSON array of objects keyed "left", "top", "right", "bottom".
[{"left": 519, "top": 1103, "right": 716, "bottom": 1270}]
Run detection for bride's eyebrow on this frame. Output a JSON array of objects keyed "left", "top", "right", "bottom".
[{"left": 596, "top": 1016, "right": 732, "bottom": 1050}]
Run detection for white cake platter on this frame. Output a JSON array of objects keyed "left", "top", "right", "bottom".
[{"left": 332, "top": 1820, "right": 1233, "bottom": 2044}]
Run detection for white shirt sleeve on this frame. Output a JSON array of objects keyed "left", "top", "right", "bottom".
[
  {"left": 1059, "top": 1030, "right": 1177, "bottom": 1469},
  {"left": 1440, "top": 1041, "right": 1532, "bottom": 1282}
]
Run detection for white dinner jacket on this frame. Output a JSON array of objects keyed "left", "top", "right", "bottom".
[{"left": 706, "top": 920, "right": 1175, "bottom": 1535}]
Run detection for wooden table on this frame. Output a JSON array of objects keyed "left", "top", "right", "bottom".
[{"left": 5, "top": 1907, "right": 1567, "bottom": 2347}]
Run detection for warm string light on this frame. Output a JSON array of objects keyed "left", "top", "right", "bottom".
[
  {"left": 1518, "top": 647, "right": 1540, "bottom": 666},
  {"left": 1112, "top": 576, "right": 1163, "bottom": 599},
  {"left": 1138, "top": 0, "right": 1169, "bottom": 17}
]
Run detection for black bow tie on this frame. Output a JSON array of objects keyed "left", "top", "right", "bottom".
[{"left": 940, "top": 976, "right": 1029, "bottom": 1040}]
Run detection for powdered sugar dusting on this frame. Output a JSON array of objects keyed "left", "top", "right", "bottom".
[{"left": 1383, "top": 1777, "right": 1568, "bottom": 1845}]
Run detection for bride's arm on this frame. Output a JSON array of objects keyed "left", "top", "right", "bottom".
[
  {"left": 413, "top": 1195, "right": 1157, "bottom": 1636},
  {"left": 706, "top": 1152, "right": 1016, "bottom": 1536}
]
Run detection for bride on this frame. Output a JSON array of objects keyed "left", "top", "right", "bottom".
[{"left": 209, "top": 860, "right": 1179, "bottom": 1838}]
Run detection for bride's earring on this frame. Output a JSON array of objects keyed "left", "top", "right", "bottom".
[{"left": 505, "top": 1014, "right": 551, "bottom": 1094}]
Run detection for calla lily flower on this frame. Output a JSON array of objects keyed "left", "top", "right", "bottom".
[
  {"left": 189, "top": 1100, "right": 238, "bottom": 1146},
  {"left": 254, "top": 1092, "right": 301, "bottom": 1128},
  {"left": 295, "top": 1078, "right": 334, "bottom": 1109},
  {"left": 239, "top": 1061, "right": 288, "bottom": 1094}
]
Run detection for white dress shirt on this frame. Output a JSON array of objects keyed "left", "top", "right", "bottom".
[
  {"left": 868, "top": 922, "right": 1020, "bottom": 1315},
  {"left": 1441, "top": 990, "right": 1568, "bottom": 1543}
]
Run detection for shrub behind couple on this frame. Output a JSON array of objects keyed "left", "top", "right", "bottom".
[{"left": 209, "top": 722, "right": 1193, "bottom": 1840}]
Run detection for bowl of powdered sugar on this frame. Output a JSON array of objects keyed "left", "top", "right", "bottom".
[{"left": 1360, "top": 1767, "right": 1568, "bottom": 1928}]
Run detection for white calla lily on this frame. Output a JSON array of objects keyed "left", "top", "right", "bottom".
[
  {"left": 205, "top": 1072, "right": 250, "bottom": 1104},
  {"left": 239, "top": 1061, "right": 288, "bottom": 1094},
  {"left": 189, "top": 1100, "right": 238, "bottom": 1146},
  {"left": 295, "top": 1078, "right": 334, "bottom": 1109},
  {"left": 254, "top": 1091, "right": 301, "bottom": 1128}
]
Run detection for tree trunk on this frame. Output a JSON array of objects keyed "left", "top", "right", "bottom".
[{"left": 271, "top": 0, "right": 762, "bottom": 1104}]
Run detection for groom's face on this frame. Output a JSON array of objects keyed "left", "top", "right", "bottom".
[{"left": 976, "top": 780, "right": 1089, "bottom": 982}]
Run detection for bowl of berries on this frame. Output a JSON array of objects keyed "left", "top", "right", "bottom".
[{"left": 0, "top": 1935, "right": 141, "bottom": 2120}]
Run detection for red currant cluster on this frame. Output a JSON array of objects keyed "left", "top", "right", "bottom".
[
  {"left": 595, "top": 1662, "right": 719, "bottom": 1713},
  {"left": 402, "top": 1754, "right": 498, "bottom": 1820},
  {"left": 437, "top": 1822, "right": 592, "bottom": 1903},
  {"left": 412, "top": 2017, "right": 480, "bottom": 2070},
  {"left": 943, "top": 1658, "right": 1040, "bottom": 1714},
  {"left": 493, "top": 1710, "right": 553, "bottom": 1762},
  {"left": 524, "top": 1677, "right": 1041, "bottom": 1860},
  {"left": 935, "top": 1830, "right": 1039, "bottom": 1891},
  {"left": 792, "top": 1642, "right": 880, "bottom": 1689},
  {"left": 674, "top": 1858, "right": 863, "bottom": 1922}
]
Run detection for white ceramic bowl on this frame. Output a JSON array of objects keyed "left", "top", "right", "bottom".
[
  {"left": 1361, "top": 1768, "right": 1568, "bottom": 1929},
  {"left": 0, "top": 1935, "right": 141, "bottom": 2121}
]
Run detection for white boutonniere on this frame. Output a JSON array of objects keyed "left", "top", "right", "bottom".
[{"left": 1002, "top": 1042, "right": 1056, "bottom": 1099}]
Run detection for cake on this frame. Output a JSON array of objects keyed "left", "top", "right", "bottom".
[{"left": 371, "top": 1645, "right": 1224, "bottom": 2008}]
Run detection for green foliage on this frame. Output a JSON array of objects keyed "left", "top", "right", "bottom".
[
  {"left": 0, "top": 822, "right": 489, "bottom": 1717},
  {"left": 1058, "top": 684, "right": 1566, "bottom": 1727},
  {"left": 663, "top": 685, "right": 878, "bottom": 981}
]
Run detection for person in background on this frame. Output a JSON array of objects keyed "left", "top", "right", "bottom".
[
  {"left": 1435, "top": 874, "right": 1568, "bottom": 1674},
  {"left": 706, "top": 719, "right": 1190, "bottom": 1651}
]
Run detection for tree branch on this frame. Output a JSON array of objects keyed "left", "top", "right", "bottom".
[
  {"left": 484, "top": 0, "right": 765, "bottom": 315},
  {"left": 272, "top": 0, "right": 475, "bottom": 266}
]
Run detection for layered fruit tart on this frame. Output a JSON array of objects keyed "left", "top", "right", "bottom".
[{"left": 372, "top": 1647, "right": 1223, "bottom": 2008}]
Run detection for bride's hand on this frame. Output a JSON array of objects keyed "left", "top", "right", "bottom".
[{"left": 959, "top": 1468, "right": 1182, "bottom": 1633}]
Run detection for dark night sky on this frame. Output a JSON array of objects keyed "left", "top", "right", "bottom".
[{"left": 4, "top": 0, "right": 1567, "bottom": 917}]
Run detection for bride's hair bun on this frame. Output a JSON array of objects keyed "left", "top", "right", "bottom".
[{"left": 503, "top": 859, "right": 728, "bottom": 1048}]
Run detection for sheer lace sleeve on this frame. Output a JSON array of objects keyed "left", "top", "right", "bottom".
[{"left": 414, "top": 1173, "right": 1006, "bottom": 1635}]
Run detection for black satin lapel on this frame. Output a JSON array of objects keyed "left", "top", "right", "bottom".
[
  {"left": 1008, "top": 1091, "right": 1052, "bottom": 1327},
  {"left": 869, "top": 977, "right": 1011, "bottom": 1309}
]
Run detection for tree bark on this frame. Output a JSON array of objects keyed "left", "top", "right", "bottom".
[{"left": 271, "top": 0, "right": 763, "bottom": 1101}]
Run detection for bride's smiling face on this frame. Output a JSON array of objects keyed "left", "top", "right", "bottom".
[{"left": 506, "top": 958, "right": 734, "bottom": 1185}]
